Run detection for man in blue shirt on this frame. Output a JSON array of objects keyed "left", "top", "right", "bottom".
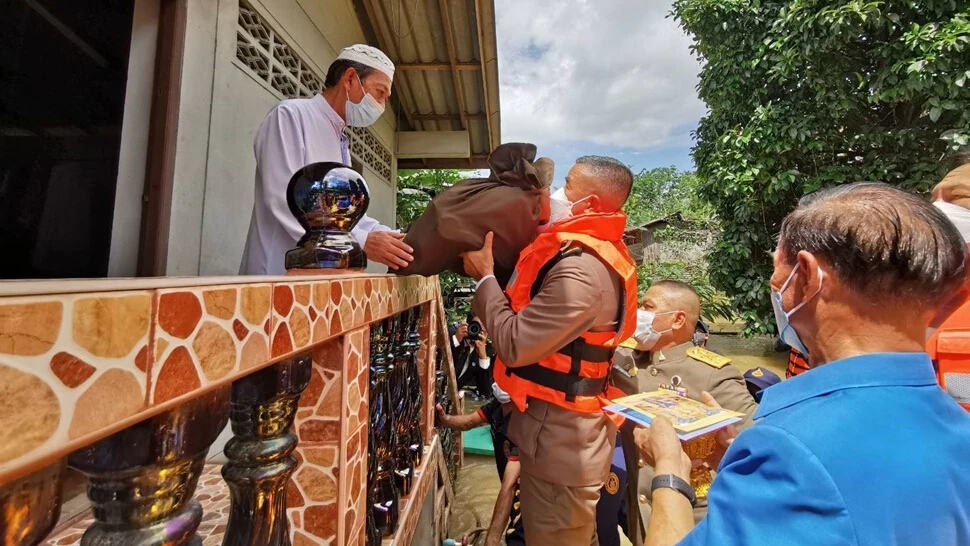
[{"left": 637, "top": 182, "right": 970, "bottom": 545}]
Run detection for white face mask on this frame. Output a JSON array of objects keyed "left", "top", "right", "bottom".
[
  {"left": 345, "top": 75, "right": 384, "bottom": 127},
  {"left": 548, "top": 187, "right": 590, "bottom": 225},
  {"left": 632, "top": 309, "right": 676, "bottom": 351},
  {"left": 770, "top": 264, "right": 823, "bottom": 357},
  {"left": 934, "top": 201, "right": 970, "bottom": 243}
]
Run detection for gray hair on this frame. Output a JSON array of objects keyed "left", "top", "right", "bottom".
[
  {"left": 779, "top": 182, "right": 966, "bottom": 305},
  {"left": 576, "top": 155, "right": 634, "bottom": 208}
]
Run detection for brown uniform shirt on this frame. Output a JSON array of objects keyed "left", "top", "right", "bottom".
[
  {"left": 474, "top": 249, "right": 623, "bottom": 487},
  {"left": 613, "top": 341, "right": 758, "bottom": 545}
]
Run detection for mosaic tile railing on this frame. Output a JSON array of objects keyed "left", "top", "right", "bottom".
[{"left": 0, "top": 273, "right": 461, "bottom": 546}]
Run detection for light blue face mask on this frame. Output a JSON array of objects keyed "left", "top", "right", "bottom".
[
  {"left": 771, "top": 264, "right": 824, "bottom": 357},
  {"left": 345, "top": 74, "right": 384, "bottom": 127}
]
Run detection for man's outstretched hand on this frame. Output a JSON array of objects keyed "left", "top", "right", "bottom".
[
  {"left": 364, "top": 231, "right": 413, "bottom": 270},
  {"left": 435, "top": 403, "right": 455, "bottom": 429},
  {"left": 461, "top": 232, "right": 495, "bottom": 281}
]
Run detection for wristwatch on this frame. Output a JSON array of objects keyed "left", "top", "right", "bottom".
[{"left": 651, "top": 474, "right": 697, "bottom": 507}]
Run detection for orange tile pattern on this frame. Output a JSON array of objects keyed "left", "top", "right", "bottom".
[
  {"left": 0, "top": 275, "right": 437, "bottom": 483},
  {"left": 286, "top": 327, "right": 373, "bottom": 546},
  {"left": 418, "top": 304, "right": 437, "bottom": 443},
  {"left": 289, "top": 339, "right": 343, "bottom": 546},
  {"left": 271, "top": 277, "right": 435, "bottom": 359},
  {"left": 152, "top": 284, "right": 272, "bottom": 404},
  {"left": 286, "top": 303, "right": 440, "bottom": 545},
  {"left": 2, "top": 276, "right": 452, "bottom": 546},
  {"left": 340, "top": 329, "right": 369, "bottom": 546},
  {"left": 0, "top": 292, "right": 151, "bottom": 468}
]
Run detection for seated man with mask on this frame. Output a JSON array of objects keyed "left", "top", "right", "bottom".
[
  {"left": 639, "top": 183, "right": 970, "bottom": 546},
  {"left": 612, "top": 280, "right": 757, "bottom": 546}
]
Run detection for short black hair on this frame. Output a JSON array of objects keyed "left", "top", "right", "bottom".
[
  {"left": 651, "top": 279, "right": 694, "bottom": 294},
  {"left": 576, "top": 155, "right": 634, "bottom": 208},
  {"left": 324, "top": 59, "right": 376, "bottom": 89},
  {"left": 779, "top": 182, "right": 967, "bottom": 305},
  {"left": 649, "top": 280, "right": 701, "bottom": 326},
  {"left": 466, "top": 311, "right": 479, "bottom": 324}
]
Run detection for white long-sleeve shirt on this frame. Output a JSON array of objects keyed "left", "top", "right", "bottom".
[{"left": 239, "top": 94, "right": 392, "bottom": 275}]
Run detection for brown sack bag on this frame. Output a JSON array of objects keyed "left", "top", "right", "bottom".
[{"left": 395, "top": 143, "right": 554, "bottom": 287}]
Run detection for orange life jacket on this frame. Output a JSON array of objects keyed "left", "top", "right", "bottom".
[
  {"left": 786, "top": 348, "right": 810, "bottom": 379},
  {"left": 493, "top": 212, "right": 639, "bottom": 414},
  {"left": 927, "top": 280, "right": 970, "bottom": 412}
]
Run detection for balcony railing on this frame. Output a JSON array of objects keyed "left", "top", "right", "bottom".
[{"left": 0, "top": 273, "right": 462, "bottom": 546}]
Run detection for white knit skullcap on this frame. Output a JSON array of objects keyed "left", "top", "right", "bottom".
[{"left": 337, "top": 44, "right": 395, "bottom": 80}]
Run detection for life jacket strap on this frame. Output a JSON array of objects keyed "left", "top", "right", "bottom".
[
  {"left": 557, "top": 339, "right": 614, "bottom": 363},
  {"left": 507, "top": 364, "right": 610, "bottom": 400}
]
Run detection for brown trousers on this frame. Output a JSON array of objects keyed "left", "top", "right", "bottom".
[{"left": 519, "top": 470, "right": 602, "bottom": 545}]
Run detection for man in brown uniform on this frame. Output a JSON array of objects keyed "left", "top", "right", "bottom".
[
  {"left": 612, "top": 281, "right": 758, "bottom": 545},
  {"left": 462, "top": 156, "right": 638, "bottom": 544}
]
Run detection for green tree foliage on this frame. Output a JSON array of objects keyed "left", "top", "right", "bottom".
[
  {"left": 624, "top": 167, "right": 716, "bottom": 227},
  {"left": 624, "top": 167, "right": 733, "bottom": 322},
  {"left": 672, "top": 0, "right": 970, "bottom": 335},
  {"left": 395, "top": 169, "right": 467, "bottom": 228},
  {"left": 395, "top": 169, "right": 475, "bottom": 323}
]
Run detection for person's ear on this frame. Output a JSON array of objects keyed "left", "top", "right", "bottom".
[
  {"left": 344, "top": 68, "right": 360, "bottom": 95},
  {"left": 672, "top": 311, "right": 688, "bottom": 330},
  {"left": 794, "top": 250, "right": 823, "bottom": 301},
  {"left": 578, "top": 194, "right": 598, "bottom": 214}
]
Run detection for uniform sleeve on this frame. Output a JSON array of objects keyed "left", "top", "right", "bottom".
[
  {"left": 707, "top": 365, "right": 759, "bottom": 429},
  {"left": 678, "top": 425, "right": 857, "bottom": 546},
  {"left": 253, "top": 105, "right": 307, "bottom": 245},
  {"left": 351, "top": 214, "right": 394, "bottom": 247},
  {"left": 506, "top": 441, "right": 520, "bottom": 460},
  {"left": 478, "top": 398, "right": 501, "bottom": 425},
  {"left": 472, "top": 256, "right": 603, "bottom": 367}
]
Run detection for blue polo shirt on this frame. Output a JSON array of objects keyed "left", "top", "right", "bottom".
[{"left": 680, "top": 352, "right": 970, "bottom": 545}]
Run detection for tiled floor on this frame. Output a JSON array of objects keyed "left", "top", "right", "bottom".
[{"left": 44, "top": 464, "right": 231, "bottom": 546}]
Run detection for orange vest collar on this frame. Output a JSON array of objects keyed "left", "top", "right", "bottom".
[{"left": 546, "top": 211, "right": 629, "bottom": 242}]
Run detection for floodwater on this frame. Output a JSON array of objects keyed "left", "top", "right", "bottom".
[
  {"left": 447, "top": 335, "right": 788, "bottom": 545},
  {"left": 450, "top": 454, "right": 502, "bottom": 543}
]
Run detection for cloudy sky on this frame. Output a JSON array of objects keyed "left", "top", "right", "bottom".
[{"left": 493, "top": 0, "right": 706, "bottom": 182}]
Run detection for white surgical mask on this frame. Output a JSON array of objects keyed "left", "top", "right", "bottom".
[
  {"left": 632, "top": 309, "right": 676, "bottom": 351},
  {"left": 548, "top": 187, "right": 590, "bottom": 224},
  {"left": 934, "top": 201, "right": 970, "bottom": 243},
  {"left": 345, "top": 75, "right": 384, "bottom": 127},
  {"left": 770, "top": 264, "right": 823, "bottom": 357},
  {"left": 492, "top": 382, "right": 511, "bottom": 404}
]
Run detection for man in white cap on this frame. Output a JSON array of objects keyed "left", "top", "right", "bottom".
[{"left": 240, "top": 44, "right": 414, "bottom": 275}]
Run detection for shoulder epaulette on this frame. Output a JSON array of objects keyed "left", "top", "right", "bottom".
[
  {"left": 686, "top": 346, "right": 731, "bottom": 369},
  {"left": 618, "top": 337, "right": 639, "bottom": 350}
]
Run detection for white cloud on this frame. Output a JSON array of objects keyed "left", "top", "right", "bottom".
[{"left": 495, "top": 0, "right": 706, "bottom": 150}]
